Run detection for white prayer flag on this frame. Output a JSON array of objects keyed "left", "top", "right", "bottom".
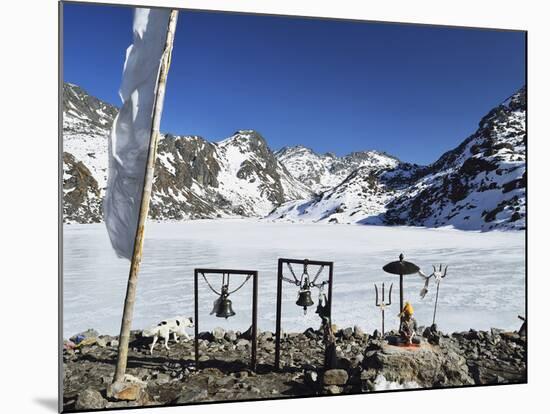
[{"left": 104, "top": 8, "right": 172, "bottom": 260}]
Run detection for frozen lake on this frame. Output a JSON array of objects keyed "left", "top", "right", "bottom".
[{"left": 63, "top": 220, "right": 525, "bottom": 338}]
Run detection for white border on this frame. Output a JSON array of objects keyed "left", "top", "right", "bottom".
[{"left": 2, "top": 1, "right": 548, "bottom": 413}]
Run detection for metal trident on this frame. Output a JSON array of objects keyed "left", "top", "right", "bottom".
[
  {"left": 375, "top": 282, "right": 393, "bottom": 336},
  {"left": 418, "top": 264, "right": 448, "bottom": 326}
]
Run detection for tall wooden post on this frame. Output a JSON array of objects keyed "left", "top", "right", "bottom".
[{"left": 113, "top": 10, "right": 178, "bottom": 383}]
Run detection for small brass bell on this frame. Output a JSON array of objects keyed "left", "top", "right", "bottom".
[
  {"left": 215, "top": 295, "right": 236, "bottom": 319},
  {"left": 296, "top": 289, "right": 314, "bottom": 314}
]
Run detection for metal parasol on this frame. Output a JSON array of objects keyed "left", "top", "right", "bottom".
[{"left": 382, "top": 253, "right": 420, "bottom": 322}]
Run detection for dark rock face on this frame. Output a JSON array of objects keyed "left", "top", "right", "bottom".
[
  {"left": 63, "top": 152, "right": 102, "bottom": 223},
  {"left": 63, "top": 83, "right": 118, "bottom": 133},
  {"left": 63, "top": 326, "right": 525, "bottom": 411}
]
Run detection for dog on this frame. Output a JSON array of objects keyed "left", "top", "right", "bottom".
[{"left": 141, "top": 316, "right": 194, "bottom": 355}]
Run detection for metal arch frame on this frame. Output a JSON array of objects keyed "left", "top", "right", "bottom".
[
  {"left": 194, "top": 268, "right": 258, "bottom": 371},
  {"left": 274, "top": 258, "right": 334, "bottom": 371}
]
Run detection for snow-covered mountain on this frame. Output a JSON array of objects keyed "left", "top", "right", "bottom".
[
  {"left": 271, "top": 87, "right": 526, "bottom": 230},
  {"left": 63, "top": 82, "right": 526, "bottom": 231},
  {"left": 384, "top": 87, "right": 526, "bottom": 230},
  {"left": 275, "top": 146, "right": 400, "bottom": 193},
  {"left": 62, "top": 83, "right": 311, "bottom": 223}
]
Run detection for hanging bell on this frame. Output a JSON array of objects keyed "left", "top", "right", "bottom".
[
  {"left": 296, "top": 289, "right": 314, "bottom": 314},
  {"left": 215, "top": 295, "right": 236, "bottom": 319}
]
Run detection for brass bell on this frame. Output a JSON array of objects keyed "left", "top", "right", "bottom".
[
  {"left": 215, "top": 295, "right": 236, "bottom": 319},
  {"left": 296, "top": 289, "right": 314, "bottom": 314}
]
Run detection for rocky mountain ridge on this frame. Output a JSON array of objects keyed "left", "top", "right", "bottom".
[
  {"left": 62, "top": 82, "right": 526, "bottom": 231},
  {"left": 62, "top": 83, "right": 311, "bottom": 222},
  {"left": 270, "top": 87, "right": 526, "bottom": 230}
]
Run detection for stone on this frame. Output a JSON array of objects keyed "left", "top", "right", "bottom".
[
  {"left": 109, "top": 339, "right": 119, "bottom": 348},
  {"left": 236, "top": 339, "right": 250, "bottom": 348},
  {"left": 70, "top": 329, "right": 99, "bottom": 344},
  {"left": 323, "top": 369, "right": 349, "bottom": 386},
  {"left": 324, "top": 385, "right": 343, "bottom": 394},
  {"left": 372, "top": 329, "right": 382, "bottom": 339},
  {"left": 176, "top": 388, "right": 208, "bottom": 404},
  {"left": 304, "top": 370, "right": 318, "bottom": 387},
  {"left": 212, "top": 327, "right": 225, "bottom": 341},
  {"left": 341, "top": 327, "right": 353, "bottom": 340},
  {"left": 153, "top": 373, "right": 171, "bottom": 385},
  {"left": 224, "top": 330, "right": 237, "bottom": 342},
  {"left": 77, "top": 337, "right": 97, "bottom": 348},
  {"left": 197, "top": 331, "right": 214, "bottom": 341},
  {"left": 107, "top": 382, "right": 144, "bottom": 401},
  {"left": 96, "top": 337, "right": 108, "bottom": 348},
  {"left": 362, "top": 343, "right": 474, "bottom": 387},
  {"left": 353, "top": 325, "right": 365, "bottom": 338},
  {"left": 75, "top": 388, "right": 106, "bottom": 410},
  {"left": 304, "top": 327, "right": 318, "bottom": 339}
]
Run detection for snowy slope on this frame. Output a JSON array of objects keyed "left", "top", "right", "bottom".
[{"left": 63, "top": 83, "right": 117, "bottom": 222}]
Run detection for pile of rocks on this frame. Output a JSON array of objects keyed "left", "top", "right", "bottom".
[{"left": 63, "top": 325, "right": 526, "bottom": 411}]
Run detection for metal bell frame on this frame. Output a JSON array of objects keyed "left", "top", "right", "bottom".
[
  {"left": 275, "top": 258, "right": 334, "bottom": 371},
  {"left": 194, "top": 268, "right": 258, "bottom": 370}
]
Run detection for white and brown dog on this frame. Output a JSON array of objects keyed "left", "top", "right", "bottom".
[{"left": 141, "top": 316, "right": 194, "bottom": 355}]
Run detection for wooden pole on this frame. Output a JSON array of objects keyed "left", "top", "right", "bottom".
[{"left": 113, "top": 10, "right": 178, "bottom": 384}]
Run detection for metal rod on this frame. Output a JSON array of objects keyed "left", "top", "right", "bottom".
[
  {"left": 433, "top": 281, "right": 440, "bottom": 326},
  {"left": 275, "top": 259, "right": 283, "bottom": 371},
  {"left": 194, "top": 269, "right": 199, "bottom": 367},
  {"left": 328, "top": 262, "right": 334, "bottom": 321},
  {"left": 382, "top": 309, "right": 385, "bottom": 336},
  {"left": 251, "top": 272, "right": 258, "bottom": 371},
  {"left": 324, "top": 262, "right": 334, "bottom": 368},
  {"left": 113, "top": 10, "right": 178, "bottom": 383},
  {"left": 399, "top": 273, "right": 404, "bottom": 325}
]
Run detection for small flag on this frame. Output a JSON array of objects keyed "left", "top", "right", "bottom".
[{"left": 104, "top": 8, "right": 172, "bottom": 260}]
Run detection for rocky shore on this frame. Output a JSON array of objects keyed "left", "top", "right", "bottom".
[{"left": 63, "top": 325, "right": 526, "bottom": 411}]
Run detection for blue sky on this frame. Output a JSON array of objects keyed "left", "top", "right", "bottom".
[{"left": 63, "top": 2, "right": 525, "bottom": 165}]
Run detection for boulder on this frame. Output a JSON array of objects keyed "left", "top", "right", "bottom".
[
  {"left": 75, "top": 388, "right": 106, "bottom": 410},
  {"left": 323, "top": 369, "right": 349, "bottom": 386},
  {"left": 341, "top": 327, "right": 353, "bottom": 340},
  {"left": 363, "top": 343, "right": 474, "bottom": 387},
  {"left": 224, "top": 330, "right": 237, "bottom": 342},
  {"left": 176, "top": 388, "right": 208, "bottom": 404},
  {"left": 70, "top": 329, "right": 99, "bottom": 344},
  {"left": 236, "top": 339, "right": 250, "bottom": 348},
  {"left": 353, "top": 325, "right": 365, "bottom": 338},
  {"left": 304, "top": 370, "right": 318, "bottom": 388},
  {"left": 212, "top": 327, "right": 225, "bottom": 341},
  {"left": 107, "top": 382, "right": 144, "bottom": 401},
  {"left": 324, "top": 385, "right": 343, "bottom": 394}
]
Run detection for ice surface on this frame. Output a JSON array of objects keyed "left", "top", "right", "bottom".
[{"left": 62, "top": 220, "right": 525, "bottom": 338}]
